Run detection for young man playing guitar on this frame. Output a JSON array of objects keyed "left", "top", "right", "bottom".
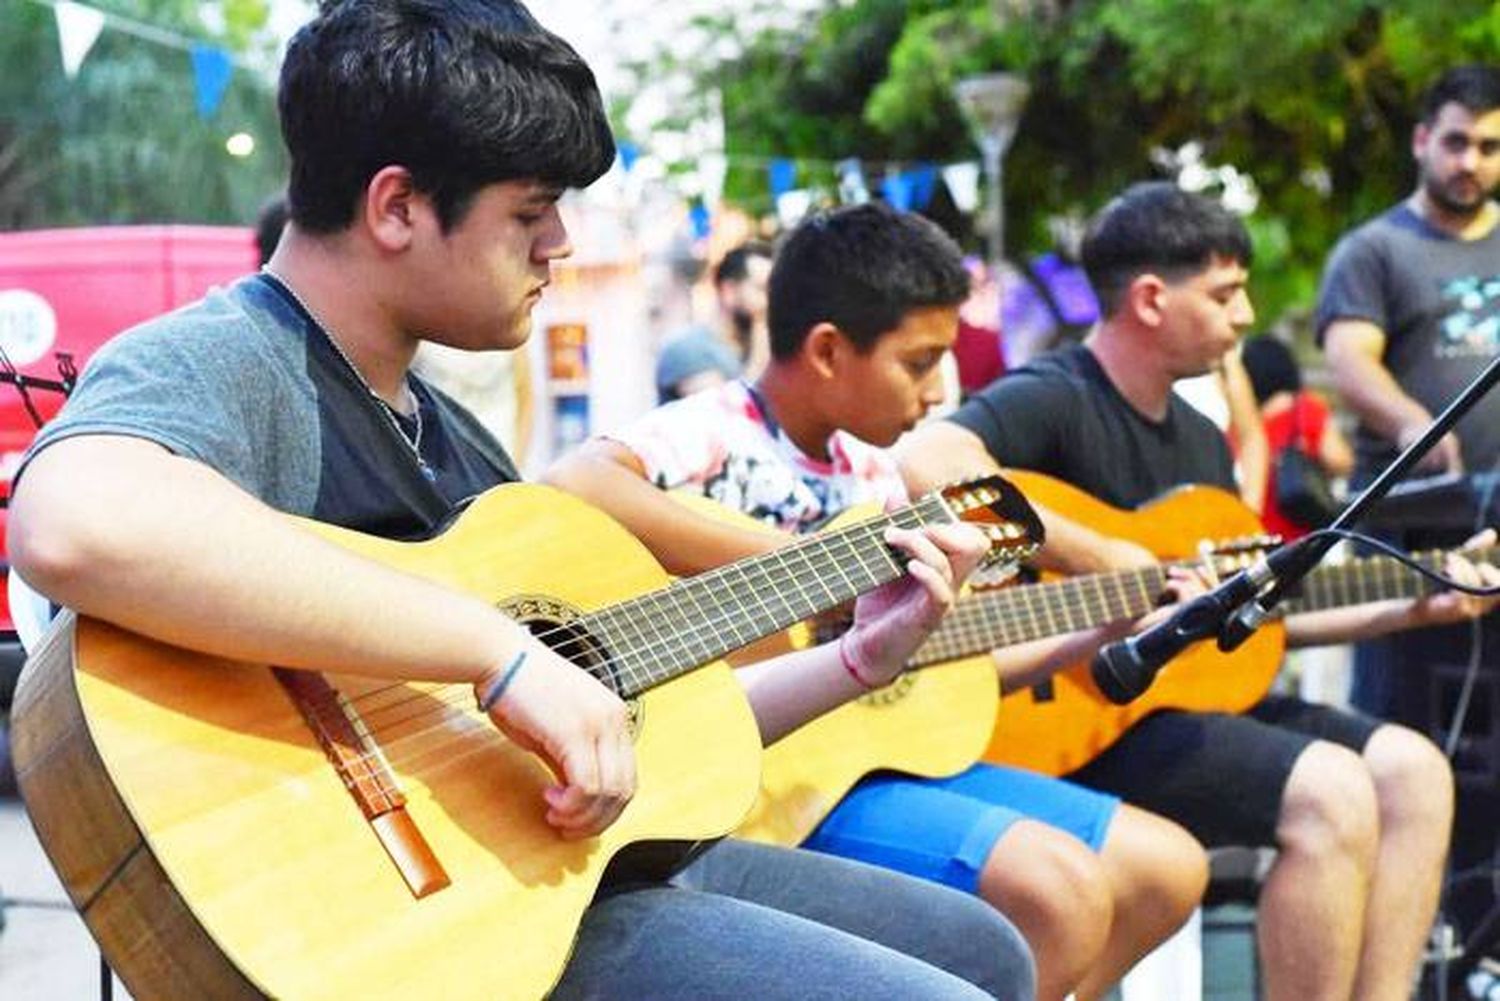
[
  {"left": 900, "top": 182, "right": 1500, "bottom": 1001},
  {"left": 546, "top": 202, "right": 1208, "bottom": 1001},
  {"left": 7, "top": 3, "right": 1037, "bottom": 999}
]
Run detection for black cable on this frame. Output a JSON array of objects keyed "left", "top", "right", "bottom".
[{"left": 1309, "top": 526, "right": 1500, "bottom": 598}]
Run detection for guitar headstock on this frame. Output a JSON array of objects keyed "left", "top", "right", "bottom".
[{"left": 939, "top": 475, "right": 1046, "bottom": 570}]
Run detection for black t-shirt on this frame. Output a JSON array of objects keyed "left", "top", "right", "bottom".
[{"left": 950, "top": 344, "right": 1237, "bottom": 509}]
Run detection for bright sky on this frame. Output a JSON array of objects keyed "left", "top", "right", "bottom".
[
  {"left": 267, "top": 1, "right": 681, "bottom": 98},
  {"left": 268, "top": 0, "right": 826, "bottom": 105}
]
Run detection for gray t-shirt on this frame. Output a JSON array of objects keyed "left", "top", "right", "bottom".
[
  {"left": 1315, "top": 203, "right": 1500, "bottom": 479},
  {"left": 24, "top": 274, "right": 518, "bottom": 539}
]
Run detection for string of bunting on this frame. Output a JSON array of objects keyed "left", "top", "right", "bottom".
[
  {"left": 614, "top": 140, "right": 984, "bottom": 238},
  {"left": 26, "top": 0, "right": 249, "bottom": 119},
  {"left": 27, "top": 0, "right": 985, "bottom": 232}
]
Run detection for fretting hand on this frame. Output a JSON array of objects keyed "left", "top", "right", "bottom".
[{"left": 841, "top": 522, "right": 988, "bottom": 688}]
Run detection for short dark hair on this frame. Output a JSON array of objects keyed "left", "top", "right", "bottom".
[
  {"left": 712, "top": 243, "right": 773, "bottom": 288},
  {"left": 279, "top": 0, "right": 615, "bottom": 234},
  {"left": 767, "top": 203, "right": 969, "bottom": 359},
  {"left": 254, "top": 192, "right": 288, "bottom": 266},
  {"left": 1240, "top": 335, "right": 1302, "bottom": 403},
  {"left": 1081, "top": 182, "right": 1253, "bottom": 317},
  {"left": 1419, "top": 64, "right": 1500, "bottom": 125}
]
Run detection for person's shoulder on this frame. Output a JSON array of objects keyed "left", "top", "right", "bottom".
[
  {"left": 960, "top": 346, "right": 1084, "bottom": 412},
  {"left": 1334, "top": 203, "right": 1424, "bottom": 256},
  {"left": 89, "top": 278, "right": 272, "bottom": 367},
  {"left": 614, "top": 378, "right": 748, "bottom": 446},
  {"left": 1010, "top": 344, "right": 1097, "bottom": 393}
]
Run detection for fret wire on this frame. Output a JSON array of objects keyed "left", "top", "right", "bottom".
[
  {"left": 723, "top": 558, "right": 774, "bottom": 645},
  {"left": 606, "top": 512, "right": 901, "bottom": 691},
  {"left": 541, "top": 497, "right": 958, "bottom": 695},
  {"left": 622, "top": 590, "right": 681, "bottom": 683},
  {"left": 580, "top": 606, "right": 653, "bottom": 692},
  {"left": 1085, "top": 574, "right": 1110, "bottom": 626},
  {"left": 1132, "top": 567, "right": 1156, "bottom": 615},
  {"left": 653, "top": 579, "right": 721, "bottom": 664}
]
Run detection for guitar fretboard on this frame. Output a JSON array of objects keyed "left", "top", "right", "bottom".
[
  {"left": 913, "top": 563, "right": 1171, "bottom": 666},
  {"left": 911, "top": 544, "right": 1497, "bottom": 668},
  {"left": 579, "top": 494, "right": 954, "bottom": 697},
  {"left": 1281, "top": 546, "right": 1495, "bottom": 614}
]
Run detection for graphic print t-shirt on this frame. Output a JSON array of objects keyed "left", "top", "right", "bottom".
[{"left": 1316, "top": 204, "right": 1500, "bottom": 477}]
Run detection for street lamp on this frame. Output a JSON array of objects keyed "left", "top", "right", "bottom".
[{"left": 954, "top": 73, "right": 1031, "bottom": 270}]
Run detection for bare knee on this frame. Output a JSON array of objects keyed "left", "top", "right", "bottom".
[
  {"left": 980, "top": 819, "right": 1113, "bottom": 960},
  {"left": 1100, "top": 805, "right": 1208, "bottom": 932},
  {"left": 1362, "top": 724, "right": 1455, "bottom": 832},
  {"left": 1276, "top": 741, "right": 1379, "bottom": 868}
]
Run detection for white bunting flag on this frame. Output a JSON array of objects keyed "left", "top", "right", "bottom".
[
  {"left": 55, "top": 2, "right": 106, "bottom": 79},
  {"left": 943, "top": 162, "right": 982, "bottom": 213}
]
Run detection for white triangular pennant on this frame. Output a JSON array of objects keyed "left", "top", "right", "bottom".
[
  {"left": 943, "top": 162, "right": 982, "bottom": 214},
  {"left": 55, "top": 2, "right": 106, "bottom": 79}
]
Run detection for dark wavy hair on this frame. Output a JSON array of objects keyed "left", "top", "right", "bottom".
[
  {"left": 768, "top": 203, "right": 969, "bottom": 359},
  {"left": 279, "top": 0, "right": 615, "bottom": 233}
]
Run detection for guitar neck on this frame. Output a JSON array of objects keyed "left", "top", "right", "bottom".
[
  {"left": 915, "top": 543, "right": 1498, "bottom": 667},
  {"left": 1283, "top": 545, "right": 1498, "bottom": 615},
  {"left": 590, "top": 494, "right": 956, "bottom": 698},
  {"left": 913, "top": 563, "right": 1172, "bottom": 667}
]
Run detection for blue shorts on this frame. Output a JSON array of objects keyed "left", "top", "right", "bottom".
[{"left": 802, "top": 763, "right": 1121, "bottom": 894}]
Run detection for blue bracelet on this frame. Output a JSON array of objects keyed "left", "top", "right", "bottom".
[{"left": 477, "top": 649, "right": 528, "bottom": 713}]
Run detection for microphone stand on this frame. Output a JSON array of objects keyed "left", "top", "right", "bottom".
[{"left": 1218, "top": 346, "right": 1500, "bottom": 651}]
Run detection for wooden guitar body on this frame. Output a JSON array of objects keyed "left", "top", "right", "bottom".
[
  {"left": 663, "top": 495, "right": 1002, "bottom": 849},
  {"left": 741, "top": 653, "right": 997, "bottom": 846},
  {"left": 14, "top": 476, "right": 1039, "bottom": 999},
  {"left": 987, "top": 472, "right": 1285, "bottom": 776},
  {"left": 14, "top": 485, "right": 762, "bottom": 1000}
]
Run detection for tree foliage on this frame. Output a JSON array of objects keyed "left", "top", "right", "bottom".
[
  {"left": 0, "top": 0, "right": 287, "bottom": 229},
  {"left": 624, "top": 0, "right": 1500, "bottom": 329}
]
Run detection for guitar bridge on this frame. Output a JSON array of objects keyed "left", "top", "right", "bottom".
[{"left": 274, "top": 668, "right": 450, "bottom": 898}]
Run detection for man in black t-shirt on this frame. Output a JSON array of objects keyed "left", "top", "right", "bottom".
[{"left": 902, "top": 183, "right": 1500, "bottom": 1000}]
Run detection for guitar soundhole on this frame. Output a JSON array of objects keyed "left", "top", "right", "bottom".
[{"left": 498, "top": 594, "right": 643, "bottom": 740}]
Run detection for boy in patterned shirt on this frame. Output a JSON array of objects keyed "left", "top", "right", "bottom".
[{"left": 547, "top": 203, "right": 1208, "bottom": 1001}]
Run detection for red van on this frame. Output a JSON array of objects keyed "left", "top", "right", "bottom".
[{"left": 0, "top": 226, "right": 257, "bottom": 641}]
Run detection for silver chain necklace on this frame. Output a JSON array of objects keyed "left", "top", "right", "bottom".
[{"left": 261, "top": 267, "right": 435, "bottom": 481}]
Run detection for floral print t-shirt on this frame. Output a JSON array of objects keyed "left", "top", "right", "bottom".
[{"left": 602, "top": 380, "right": 907, "bottom": 533}]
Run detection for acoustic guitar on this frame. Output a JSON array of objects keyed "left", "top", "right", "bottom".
[
  {"left": 981, "top": 470, "right": 1495, "bottom": 776},
  {"left": 741, "top": 473, "right": 1491, "bottom": 843},
  {"left": 739, "top": 479, "right": 1264, "bottom": 844},
  {"left": 11, "top": 479, "right": 1040, "bottom": 1001}
]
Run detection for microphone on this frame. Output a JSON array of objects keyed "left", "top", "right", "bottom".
[
  {"left": 1090, "top": 534, "right": 1333, "bottom": 704},
  {"left": 1218, "top": 533, "right": 1340, "bottom": 653}
]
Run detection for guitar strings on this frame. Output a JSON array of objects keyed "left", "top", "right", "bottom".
[
  {"left": 335, "top": 503, "right": 957, "bottom": 745},
  {"left": 923, "top": 545, "right": 1490, "bottom": 668},
  {"left": 345, "top": 539, "right": 1469, "bottom": 778},
  {"left": 324, "top": 503, "right": 921, "bottom": 720},
  {"left": 324, "top": 511, "right": 934, "bottom": 774},
  {"left": 340, "top": 503, "right": 923, "bottom": 718}
]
